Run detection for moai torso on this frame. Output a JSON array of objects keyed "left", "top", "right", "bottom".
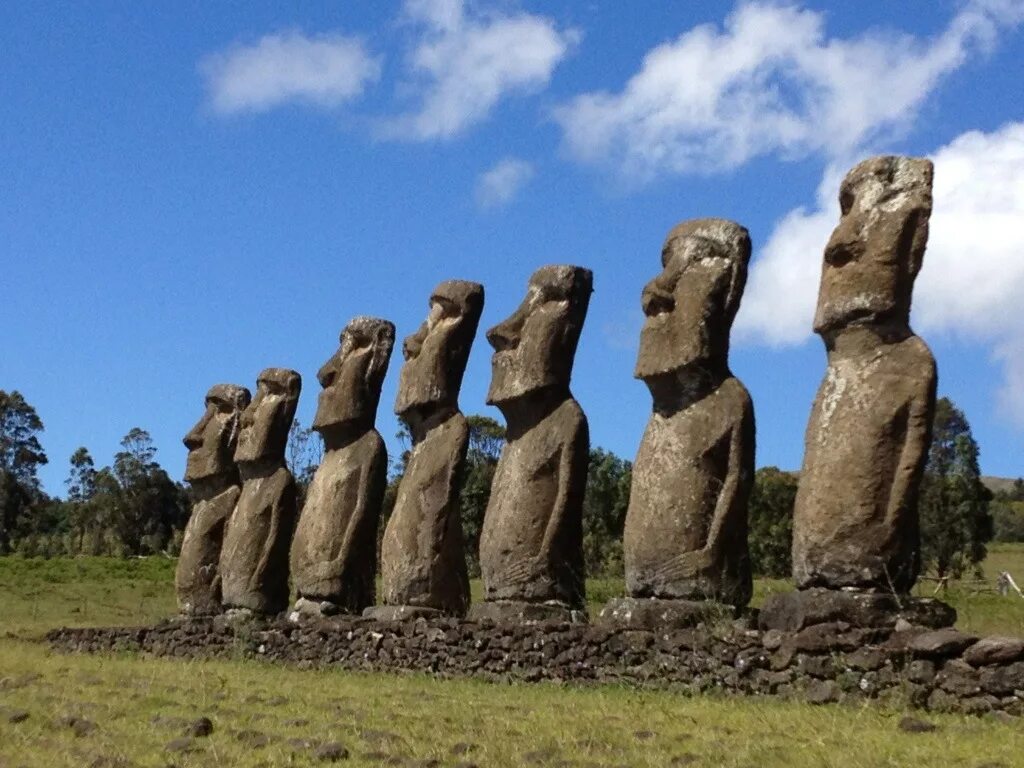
[
  {"left": 623, "top": 219, "right": 755, "bottom": 607},
  {"left": 219, "top": 368, "right": 301, "bottom": 614},
  {"left": 382, "top": 412, "right": 471, "bottom": 612},
  {"left": 479, "top": 396, "right": 589, "bottom": 604},
  {"left": 477, "top": 266, "right": 592, "bottom": 608},
  {"left": 380, "top": 281, "right": 483, "bottom": 615},
  {"left": 175, "top": 383, "right": 250, "bottom": 615},
  {"left": 792, "top": 156, "right": 937, "bottom": 593},
  {"left": 289, "top": 317, "right": 394, "bottom": 613}
]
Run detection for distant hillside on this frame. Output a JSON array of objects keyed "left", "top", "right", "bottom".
[{"left": 983, "top": 476, "right": 1022, "bottom": 495}]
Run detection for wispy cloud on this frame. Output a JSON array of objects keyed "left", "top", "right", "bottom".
[
  {"left": 384, "top": 0, "right": 579, "bottom": 140},
  {"left": 475, "top": 158, "right": 534, "bottom": 209},
  {"left": 735, "top": 122, "right": 1024, "bottom": 423},
  {"left": 201, "top": 30, "right": 381, "bottom": 115},
  {"left": 554, "top": 0, "right": 1024, "bottom": 181}
]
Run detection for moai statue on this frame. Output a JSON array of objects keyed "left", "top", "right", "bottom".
[
  {"left": 175, "top": 384, "right": 251, "bottom": 615},
  {"left": 601, "top": 219, "right": 754, "bottom": 629},
  {"left": 468, "top": 265, "right": 592, "bottom": 624},
  {"left": 219, "top": 368, "right": 301, "bottom": 615},
  {"left": 289, "top": 318, "right": 394, "bottom": 616},
  {"left": 366, "top": 282, "right": 484, "bottom": 620},
  {"left": 762, "top": 156, "right": 951, "bottom": 631}
]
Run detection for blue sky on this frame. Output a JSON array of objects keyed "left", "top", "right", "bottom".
[{"left": 3, "top": 0, "right": 1024, "bottom": 494}]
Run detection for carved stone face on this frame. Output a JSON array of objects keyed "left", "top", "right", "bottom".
[
  {"left": 486, "top": 265, "right": 592, "bottom": 406},
  {"left": 183, "top": 384, "right": 251, "bottom": 483},
  {"left": 313, "top": 317, "right": 394, "bottom": 435},
  {"left": 234, "top": 368, "right": 301, "bottom": 465},
  {"left": 814, "top": 155, "right": 933, "bottom": 336},
  {"left": 635, "top": 218, "right": 750, "bottom": 382},
  {"left": 396, "top": 281, "right": 484, "bottom": 418}
]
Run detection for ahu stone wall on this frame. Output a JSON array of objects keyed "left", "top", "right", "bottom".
[{"left": 47, "top": 613, "right": 1024, "bottom": 718}]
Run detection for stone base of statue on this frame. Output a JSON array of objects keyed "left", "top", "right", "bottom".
[
  {"left": 467, "top": 600, "right": 587, "bottom": 625},
  {"left": 759, "top": 587, "right": 956, "bottom": 632},
  {"left": 287, "top": 597, "right": 346, "bottom": 622},
  {"left": 362, "top": 605, "right": 446, "bottom": 622},
  {"left": 597, "top": 597, "right": 736, "bottom": 630}
]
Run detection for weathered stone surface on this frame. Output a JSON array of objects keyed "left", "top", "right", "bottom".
[
  {"left": 624, "top": 219, "right": 754, "bottom": 609},
  {"left": 176, "top": 384, "right": 250, "bottom": 616},
  {"left": 380, "top": 282, "right": 483, "bottom": 616},
  {"left": 909, "top": 629, "right": 979, "bottom": 658},
  {"left": 47, "top": 617, "right": 1024, "bottom": 717},
  {"left": 290, "top": 318, "right": 394, "bottom": 615},
  {"left": 793, "top": 156, "right": 937, "bottom": 593},
  {"left": 478, "top": 266, "right": 592, "bottom": 608},
  {"left": 362, "top": 605, "right": 444, "bottom": 621},
  {"left": 466, "top": 600, "right": 587, "bottom": 625},
  {"left": 219, "top": 368, "right": 301, "bottom": 614},
  {"left": 597, "top": 597, "right": 733, "bottom": 630},
  {"left": 963, "top": 637, "right": 1024, "bottom": 667},
  {"left": 758, "top": 588, "right": 956, "bottom": 631}
]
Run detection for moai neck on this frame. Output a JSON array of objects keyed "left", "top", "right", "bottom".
[
  {"left": 827, "top": 323, "right": 913, "bottom": 356},
  {"left": 646, "top": 358, "right": 729, "bottom": 417},
  {"left": 495, "top": 386, "right": 570, "bottom": 440},
  {"left": 318, "top": 419, "right": 374, "bottom": 453},
  {"left": 402, "top": 404, "right": 459, "bottom": 445},
  {"left": 238, "top": 458, "right": 284, "bottom": 482},
  {"left": 187, "top": 472, "right": 240, "bottom": 503}
]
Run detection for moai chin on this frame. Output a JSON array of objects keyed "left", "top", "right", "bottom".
[
  {"left": 289, "top": 317, "right": 394, "bottom": 616},
  {"left": 792, "top": 155, "right": 937, "bottom": 597},
  {"left": 604, "top": 219, "right": 755, "bottom": 629},
  {"left": 175, "top": 384, "right": 251, "bottom": 615},
  {"left": 218, "top": 368, "right": 301, "bottom": 615},
  {"left": 469, "top": 265, "right": 592, "bottom": 624},
  {"left": 368, "top": 282, "right": 484, "bottom": 620}
]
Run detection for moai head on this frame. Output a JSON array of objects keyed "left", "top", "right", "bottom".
[
  {"left": 486, "top": 265, "right": 592, "bottom": 406},
  {"left": 234, "top": 368, "right": 301, "bottom": 465},
  {"left": 312, "top": 317, "right": 395, "bottom": 442},
  {"left": 183, "top": 384, "right": 251, "bottom": 485},
  {"left": 814, "top": 155, "right": 933, "bottom": 338},
  {"left": 635, "top": 218, "right": 750, "bottom": 387},
  {"left": 395, "top": 281, "right": 484, "bottom": 419}
]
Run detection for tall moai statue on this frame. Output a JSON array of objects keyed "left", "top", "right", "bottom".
[
  {"left": 602, "top": 219, "right": 755, "bottom": 628},
  {"left": 469, "top": 265, "right": 592, "bottom": 624},
  {"left": 367, "top": 282, "right": 484, "bottom": 620},
  {"left": 175, "top": 384, "right": 251, "bottom": 615},
  {"left": 762, "top": 156, "right": 951, "bottom": 631},
  {"left": 289, "top": 318, "right": 394, "bottom": 616},
  {"left": 219, "top": 368, "right": 301, "bottom": 615}
]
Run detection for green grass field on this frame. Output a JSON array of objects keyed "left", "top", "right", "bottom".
[{"left": 1, "top": 547, "right": 1023, "bottom": 767}]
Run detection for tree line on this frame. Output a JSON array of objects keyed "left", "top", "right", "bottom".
[{"left": 0, "top": 388, "right": 1002, "bottom": 581}]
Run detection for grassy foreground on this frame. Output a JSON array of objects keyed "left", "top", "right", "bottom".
[{"left": 1, "top": 548, "right": 1023, "bottom": 767}]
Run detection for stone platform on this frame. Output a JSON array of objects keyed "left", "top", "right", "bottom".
[
  {"left": 598, "top": 597, "right": 736, "bottom": 629},
  {"left": 759, "top": 588, "right": 957, "bottom": 631},
  {"left": 466, "top": 600, "right": 587, "bottom": 625},
  {"left": 47, "top": 608, "right": 1024, "bottom": 717}
]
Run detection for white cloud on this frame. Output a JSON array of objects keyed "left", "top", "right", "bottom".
[
  {"left": 201, "top": 31, "right": 380, "bottom": 115},
  {"left": 385, "top": 0, "right": 578, "bottom": 140},
  {"left": 554, "top": 0, "right": 1024, "bottom": 180},
  {"left": 475, "top": 157, "right": 534, "bottom": 209},
  {"left": 735, "top": 122, "right": 1024, "bottom": 423}
]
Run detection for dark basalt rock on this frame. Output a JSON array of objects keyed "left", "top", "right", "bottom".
[{"left": 759, "top": 588, "right": 956, "bottom": 631}]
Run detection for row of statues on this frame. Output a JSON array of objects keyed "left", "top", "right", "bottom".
[{"left": 175, "top": 154, "right": 938, "bottom": 625}]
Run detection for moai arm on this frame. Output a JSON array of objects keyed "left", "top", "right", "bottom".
[
  {"left": 885, "top": 363, "right": 937, "bottom": 527},
  {"left": 417, "top": 423, "right": 469, "bottom": 562},
  {"left": 251, "top": 475, "right": 296, "bottom": 594},
  {"left": 337, "top": 439, "right": 387, "bottom": 571},
  {"left": 654, "top": 414, "right": 750, "bottom": 583}
]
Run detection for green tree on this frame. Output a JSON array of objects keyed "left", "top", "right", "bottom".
[
  {"left": 459, "top": 415, "right": 506, "bottom": 576},
  {"left": 747, "top": 467, "right": 798, "bottom": 578},
  {"left": 65, "top": 447, "right": 98, "bottom": 552},
  {"left": 0, "top": 390, "right": 49, "bottom": 551},
  {"left": 919, "top": 397, "right": 994, "bottom": 581},
  {"left": 582, "top": 448, "right": 631, "bottom": 576}
]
